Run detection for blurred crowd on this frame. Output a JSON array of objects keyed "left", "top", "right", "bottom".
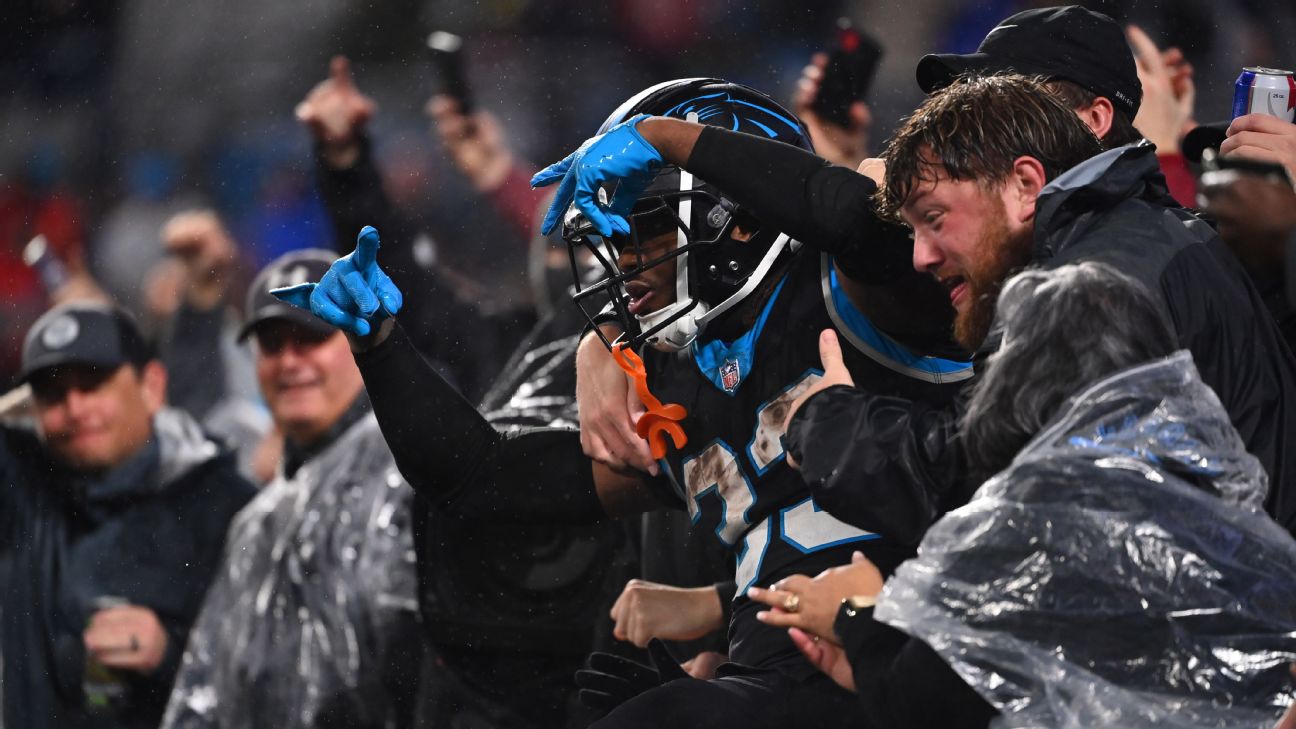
[{"left": 1, "top": 0, "right": 1296, "bottom": 728}]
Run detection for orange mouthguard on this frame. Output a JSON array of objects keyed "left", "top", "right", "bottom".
[{"left": 610, "top": 342, "right": 688, "bottom": 460}]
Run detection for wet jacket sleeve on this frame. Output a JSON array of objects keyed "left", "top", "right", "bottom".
[
  {"left": 685, "top": 126, "right": 913, "bottom": 284},
  {"left": 354, "top": 322, "right": 607, "bottom": 525},
  {"left": 836, "top": 603, "right": 996, "bottom": 729},
  {"left": 784, "top": 385, "right": 972, "bottom": 547}
]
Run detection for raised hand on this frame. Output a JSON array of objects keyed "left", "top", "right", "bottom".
[
  {"left": 783, "top": 329, "right": 856, "bottom": 468},
  {"left": 793, "top": 51, "right": 872, "bottom": 168},
  {"left": 295, "top": 56, "right": 377, "bottom": 168},
  {"left": 270, "top": 225, "right": 402, "bottom": 336},
  {"left": 1128, "top": 25, "right": 1197, "bottom": 153},
  {"left": 1222, "top": 113, "right": 1296, "bottom": 183},
  {"left": 531, "top": 114, "right": 663, "bottom": 237}
]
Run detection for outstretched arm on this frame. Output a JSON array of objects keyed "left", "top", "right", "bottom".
[
  {"left": 272, "top": 227, "right": 667, "bottom": 522},
  {"left": 532, "top": 116, "right": 911, "bottom": 284}
]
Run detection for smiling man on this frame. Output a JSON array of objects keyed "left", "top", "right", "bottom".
[
  {"left": 162, "top": 249, "right": 424, "bottom": 729},
  {"left": 0, "top": 302, "right": 254, "bottom": 729}
]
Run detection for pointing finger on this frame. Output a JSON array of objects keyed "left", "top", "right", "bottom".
[
  {"left": 352, "top": 226, "right": 381, "bottom": 270},
  {"left": 271, "top": 282, "right": 316, "bottom": 310},
  {"left": 330, "top": 55, "right": 353, "bottom": 88}
]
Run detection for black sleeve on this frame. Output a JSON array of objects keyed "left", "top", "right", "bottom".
[
  {"left": 784, "top": 385, "right": 974, "bottom": 547},
  {"left": 836, "top": 604, "right": 996, "bottom": 729},
  {"left": 354, "top": 322, "right": 606, "bottom": 525},
  {"left": 685, "top": 126, "right": 913, "bottom": 284},
  {"left": 160, "top": 302, "right": 227, "bottom": 421}
]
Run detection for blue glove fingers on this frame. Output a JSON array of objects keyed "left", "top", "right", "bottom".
[
  {"left": 339, "top": 267, "right": 380, "bottom": 317},
  {"left": 311, "top": 286, "right": 370, "bottom": 336},
  {"left": 574, "top": 174, "right": 615, "bottom": 238},
  {"left": 530, "top": 155, "right": 572, "bottom": 188},
  {"left": 539, "top": 165, "right": 580, "bottom": 236},
  {"left": 352, "top": 225, "right": 381, "bottom": 271},
  {"left": 270, "top": 282, "right": 316, "bottom": 310},
  {"left": 372, "top": 268, "right": 403, "bottom": 317}
]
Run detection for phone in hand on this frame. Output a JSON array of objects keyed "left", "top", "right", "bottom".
[
  {"left": 811, "top": 18, "right": 884, "bottom": 128},
  {"left": 427, "top": 31, "right": 473, "bottom": 114},
  {"left": 1199, "top": 147, "right": 1295, "bottom": 189}
]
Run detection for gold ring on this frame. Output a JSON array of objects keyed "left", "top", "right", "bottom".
[{"left": 782, "top": 593, "right": 800, "bottom": 613}]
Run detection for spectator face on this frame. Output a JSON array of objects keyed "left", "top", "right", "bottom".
[
  {"left": 30, "top": 362, "right": 165, "bottom": 471},
  {"left": 254, "top": 320, "right": 364, "bottom": 445},
  {"left": 903, "top": 174, "right": 1034, "bottom": 350}
]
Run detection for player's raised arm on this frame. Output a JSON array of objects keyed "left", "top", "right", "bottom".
[{"left": 272, "top": 226, "right": 669, "bottom": 522}]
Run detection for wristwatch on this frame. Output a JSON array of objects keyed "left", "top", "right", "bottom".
[
  {"left": 842, "top": 594, "right": 876, "bottom": 615},
  {"left": 833, "top": 594, "right": 877, "bottom": 643}
]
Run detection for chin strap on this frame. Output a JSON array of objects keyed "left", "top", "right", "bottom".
[{"left": 611, "top": 343, "right": 688, "bottom": 460}]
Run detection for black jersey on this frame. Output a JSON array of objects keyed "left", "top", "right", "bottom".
[{"left": 645, "top": 249, "right": 972, "bottom": 669}]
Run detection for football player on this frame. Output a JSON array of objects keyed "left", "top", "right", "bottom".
[{"left": 274, "top": 79, "right": 971, "bottom": 728}]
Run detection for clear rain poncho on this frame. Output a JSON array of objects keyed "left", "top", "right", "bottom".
[
  {"left": 161, "top": 412, "right": 421, "bottom": 728},
  {"left": 876, "top": 351, "right": 1296, "bottom": 729}
]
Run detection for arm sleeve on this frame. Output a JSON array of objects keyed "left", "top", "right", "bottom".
[
  {"left": 685, "top": 126, "right": 913, "bottom": 284},
  {"left": 838, "top": 605, "right": 996, "bottom": 729},
  {"left": 160, "top": 302, "right": 227, "bottom": 421},
  {"left": 353, "top": 322, "right": 607, "bottom": 525},
  {"left": 784, "top": 385, "right": 973, "bottom": 547}
]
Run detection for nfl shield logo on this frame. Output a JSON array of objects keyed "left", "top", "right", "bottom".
[{"left": 720, "top": 358, "right": 741, "bottom": 393}]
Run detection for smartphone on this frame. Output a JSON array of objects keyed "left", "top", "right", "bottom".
[
  {"left": 427, "top": 31, "right": 473, "bottom": 114},
  {"left": 811, "top": 18, "right": 884, "bottom": 128},
  {"left": 1198, "top": 147, "right": 1295, "bottom": 189}
]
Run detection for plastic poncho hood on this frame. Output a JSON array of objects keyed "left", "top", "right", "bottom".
[{"left": 877, "top": 351, "right": 1296, "bottom": 729}]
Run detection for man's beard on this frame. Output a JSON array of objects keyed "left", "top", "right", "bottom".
[{"left": 953, "top": 202, "right": 1033, "bottom": 351}]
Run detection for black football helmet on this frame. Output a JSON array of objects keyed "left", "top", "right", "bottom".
[{"left": 563, "top": 78, "right": 815, "bottom": 352}]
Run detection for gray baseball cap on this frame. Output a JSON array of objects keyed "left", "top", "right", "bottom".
[
  {"left": 19, "top": 302, "right": 151, "bottom": 383},
  {"left": 237, "top": 248, "right": 338, "bottom": 341}
]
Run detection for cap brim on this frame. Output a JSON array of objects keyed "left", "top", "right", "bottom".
[
  {"left": 237, "top": 304, "right": 336, "bottom": 342},
  {"left": 17, "top": 352, "right": 127, "bottom": 384},
  {"left": 916, "top": 52, "right": 992, "bottom": 93}
]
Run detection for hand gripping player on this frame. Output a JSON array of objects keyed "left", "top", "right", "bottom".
[{"left": 275, "top": 79, "right": 971, "bottom": 729}]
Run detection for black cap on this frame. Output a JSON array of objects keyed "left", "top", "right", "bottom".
[
  {"left": 237, "top": 248, "right": 338, "bottom": 342},
  {"left": 19, "top": 302, "right": 151, "bottom": 383},
  {"left": 916, "top": 5, "right": 1141, "bottom": 119}
]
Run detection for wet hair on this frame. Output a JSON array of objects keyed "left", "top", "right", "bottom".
[
  {"left": 881, "top": 74, "right": 1104, "bottom": 217},
  {"left": 1044, "top": 79, "right": 1142, "bottom": 149},
  {"left": 961, "top": 262, "right": 1178, "bottom": 480}
]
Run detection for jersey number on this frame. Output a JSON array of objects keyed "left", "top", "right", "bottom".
[{"left": 679, "top": 371, "right": 877, "bottom": 594}]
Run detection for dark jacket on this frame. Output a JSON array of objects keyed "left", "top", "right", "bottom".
[
  {"left": 0, "top": 407, "right": 256, "bottom": 729},
  {"left": 787, "top": 144, "right": 1296, "bottom": 541}
]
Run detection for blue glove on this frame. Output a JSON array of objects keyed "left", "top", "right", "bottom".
[
  {"left": 531, "top": 114, "right": 664, "bottom": 238},
  {"left": 269, "top": 225, "right": 403, "bottom": 336}
]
